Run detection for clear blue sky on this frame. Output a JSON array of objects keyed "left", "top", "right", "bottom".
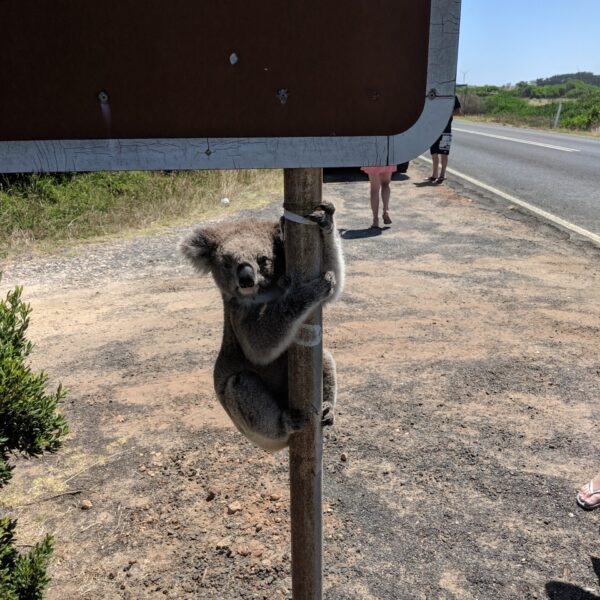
[{"left": 457, "top": 0, "right": 600, "bottom": 86}]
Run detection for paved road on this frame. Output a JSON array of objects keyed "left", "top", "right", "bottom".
[{"left": 447, "top": 120, "right": 600, "bottom": 236}]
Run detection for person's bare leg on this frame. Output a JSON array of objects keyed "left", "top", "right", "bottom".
[
  {"left": 380, "top": 172, "right": 392, "bottom": 224},
  {"left": 431, "top": 154, "right": 439, "bottom": 179},
  {"left": 577, "top": 472, "right": 600, "bottom": 508},
  {"left": 369, "top": 174, "right": 381, "bottom": 227},
  {"left": 439, "top": 154, "right": 449, "bottom": 179}
]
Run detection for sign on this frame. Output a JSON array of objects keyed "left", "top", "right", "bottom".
[{"left": 0, "top": 0, "right": 461, "bottom": 172}]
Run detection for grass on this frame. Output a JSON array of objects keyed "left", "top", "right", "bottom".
[{"left": 0, "top": 169, "right": 282, "bottom": 258}]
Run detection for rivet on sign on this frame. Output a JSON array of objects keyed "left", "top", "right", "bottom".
[
  {"left": 205, "top": 148, "right": 213, "bottom": 156},
  {"left": 97, "top": 90, "right": 109, "bottom": 104},
  {"left": 428, "top": 88, "right": 438, "bottom": 99},
  {"left": 276, "top": 89, "right": 289, "bottom": 105},
  {"left": 229, "top": 53, "right": 239, "bottom": 65}
]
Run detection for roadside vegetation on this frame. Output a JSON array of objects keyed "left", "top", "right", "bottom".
[
  {"left": 0, "top": 283, "right": 69, "bottom": 599},
  {"left": 459, "top": 71, "right": 600, "bottom": 132},
  {"left": 0, "top": 169, "right": 282, "bottom": 258}
]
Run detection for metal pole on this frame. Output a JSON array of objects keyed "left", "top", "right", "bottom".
[
  {"left": 552, "top": 102, "right": 563, "bottom": 129},
  {"left": 283, "top": 168, "right": 323, "bottom": 600}
]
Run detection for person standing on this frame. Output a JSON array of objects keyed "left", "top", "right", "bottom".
[
  {"left": 429, "top": 94, "right": 462, "bottom": 183},
  {"left": 361, "top": 165, "right": 396, "bottom": 229}
]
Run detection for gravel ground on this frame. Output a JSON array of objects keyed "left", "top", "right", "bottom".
[{"left": 1, "top": 163, "right": 599, "bottom": 600}]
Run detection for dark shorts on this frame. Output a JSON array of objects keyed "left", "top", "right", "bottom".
[{"left": 430, "top": 132, "right": 452, "bottom": 156}]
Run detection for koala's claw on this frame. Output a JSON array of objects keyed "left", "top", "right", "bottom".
[
  {"left": 322, "top": 271, "right": 336, "bottom": 297},
  {"left": 317, "top": 202, "right": 335, "bottom": 215},
  {"left": 322, "top": 402, "right": 335, "bottom": 427},
  {"left": 304, "top": 202, "right": 335, "bottom": 232}
]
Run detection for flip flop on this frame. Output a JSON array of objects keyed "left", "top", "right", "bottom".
[
  {"left": 427, "top": 176, "right": 437, "bottom": 182},
  {"left": 576, "top": 481, "right": 600, "bottom": 510},
  {"left": 436, "top": 177, "right": 446, "bottom": 184},
  {"left": 369, "top": 224, "right": 382, "bottom": 230},
  {"left": 383, "top": 213, "right": 392, "bottom": 225}
]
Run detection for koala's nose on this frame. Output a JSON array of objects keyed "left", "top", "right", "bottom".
[{"left": 237, "top": 264, "right": 256, "bottom": 288}]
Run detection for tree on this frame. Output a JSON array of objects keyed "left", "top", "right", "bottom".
[{"left": 0, "top": 282, "right": 68, "bottom": 599}]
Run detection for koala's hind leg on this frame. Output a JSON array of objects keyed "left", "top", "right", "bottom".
[
  {"left": 222, "top": 372, "right": 307, "bottom": 452},
  {"left": 322, "top": 350, "right": 337, "bottom": 426}
]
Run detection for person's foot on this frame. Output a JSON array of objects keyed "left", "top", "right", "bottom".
[
  {"left": 435, "top": 177, "right": 446, "bottom": 184},
  {"left": 427, "top": 176, "right": 437, "bottom": 182},
  {"left": 577, "top": 475, "right": 600, "bottom": 510},
  {"left": 382, "top": 212, "right": 392, "bottom": 225},
  {"left": 370, "top": 221, "right": 381, "bottom": 229}
]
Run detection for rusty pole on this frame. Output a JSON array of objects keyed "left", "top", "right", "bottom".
[{"left": 283, "top": 167, "right": 324, "bottom": 600}]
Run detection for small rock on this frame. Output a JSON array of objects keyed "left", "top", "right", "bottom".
[
  {"left": 269, "top": 493, "right": 281, "bottom": 501},
  {"left": 80, "top": 499, "right": 93, "bottom": 510},
  {"left": 227, "top": 501, "right": 242, "bottom": 515},
  {"left": 139, "top": 465, "right": 147, "bottom": 472},
  {"left": 221, "top": 197, "right": 230, "bottom": 205},
  {"left": 215, "top": 538, "right": 232, "bottom": 550},
  {"left": 340, "top": 453, "right": 348, "bottom": 462},
  {"left": 206, "top": 490, "right": 216, "bottom": 502}
]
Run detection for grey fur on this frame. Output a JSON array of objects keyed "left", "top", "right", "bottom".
[{"left": 180, "top": 203, "right": 344, "bottom": 452}]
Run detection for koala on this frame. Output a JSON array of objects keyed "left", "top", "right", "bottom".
[{"left": 180, "top": 202, "right": 344, "bottom": 452}]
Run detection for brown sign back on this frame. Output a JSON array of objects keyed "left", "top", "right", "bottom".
[{"left": 1, "top": 1, "right": 430, "bottom": 141}]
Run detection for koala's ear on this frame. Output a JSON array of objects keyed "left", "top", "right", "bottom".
[{"left": 180, "top": 227, "right": 219, "bottom": 275}]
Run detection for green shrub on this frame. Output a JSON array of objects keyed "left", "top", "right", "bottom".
[
  {"left": 0, "top": 518, "right": 53, "bottom": 600},
  {"left": 467, "top": 79, "right": 600, "bottom": 131},
  {"left": 0, "top": 283, "right": 68, "bottom": 598}
]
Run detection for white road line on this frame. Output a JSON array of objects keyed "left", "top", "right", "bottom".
[
  {"left": 453, "top": 127, "right": 580, "bottom": 153},
  {"left": 417, "top": 156, "right": 600, "bottom": 246}
]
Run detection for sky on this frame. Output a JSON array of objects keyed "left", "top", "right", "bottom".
[{"left": 456, "top": 0, "right": 600, "bottom": 86}]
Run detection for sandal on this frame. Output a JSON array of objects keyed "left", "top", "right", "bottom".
[
  {"left": 427, "top": 176, "right": 437, "bottom": 182},
  {"left": 383, "top": 212, "right": 392, "bottom": 225},
  {"left": 435, "top": 177, "right": 446, "bottom": 184},
  {"left": 576, "top": 481, "right": 600, "bottom": 510}
]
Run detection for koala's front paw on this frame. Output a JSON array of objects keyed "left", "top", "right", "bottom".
[
  {"left": 305, "top": 202, "right": 335, "bottom": 233},
  {"left": 282, "top": 409, "right": 309, "bottom": 434},
  {"left": 295, "top": 271, "right": 335, "bottom": 305}
]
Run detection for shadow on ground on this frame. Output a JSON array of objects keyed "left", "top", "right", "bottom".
[
  {"left": 340, "top": 226, "right": 391, "bottom": 239},
  {"left": 546, "top": 557, "right": 600, "bottom": 599}
]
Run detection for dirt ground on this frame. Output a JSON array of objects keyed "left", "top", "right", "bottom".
[{"left": 1, "top": 163, "right": 600, "bottom": 600}]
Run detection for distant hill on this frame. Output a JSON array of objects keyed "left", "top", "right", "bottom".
[{"left": 535, "top": 72, "right": 600, "bottom": 87}]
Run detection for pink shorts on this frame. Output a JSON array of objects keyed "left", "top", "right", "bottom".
[{"left": 360, "top": 165, "right": 397, "bottom": 175}]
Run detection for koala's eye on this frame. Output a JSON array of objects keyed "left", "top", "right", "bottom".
[
  {"left": 258, "top": 256, "right": 271, "bottom": 270},
  {"left": 223, "top": 258, "right": 233, "bottom": 270}
]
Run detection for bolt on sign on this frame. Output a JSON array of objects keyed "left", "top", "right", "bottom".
[{"left": 0, "top": 0, "right": 461, "bottom": 173}]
